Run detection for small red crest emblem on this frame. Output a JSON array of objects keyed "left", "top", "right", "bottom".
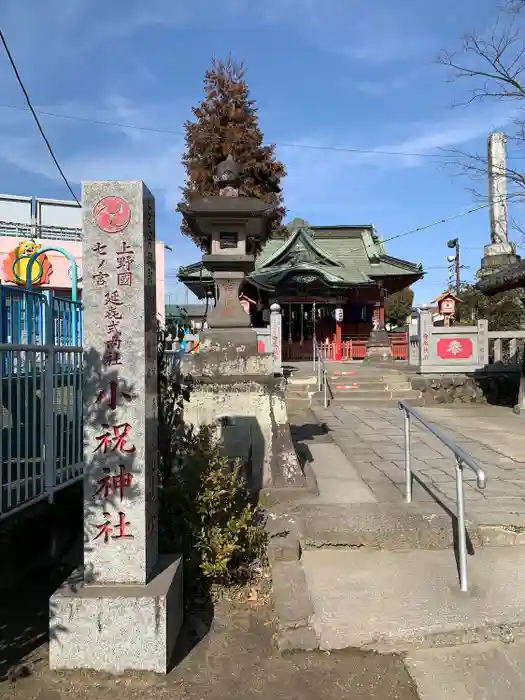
[{"left": 93, "top": 196, "right": 131, "bottom": 234}]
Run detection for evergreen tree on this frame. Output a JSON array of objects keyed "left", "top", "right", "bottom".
[
  {"left": 181, "top": 57, "right": 286, "bottom": 250},
  {"left": 459, "top": 282, "right": 525, "bottom": 331},
  {"left": 385, "top": 287, "right": 414, "bottom": 328}
]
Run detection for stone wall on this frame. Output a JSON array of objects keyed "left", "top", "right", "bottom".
[{"left": 411, "top": 372, "right": 520, "bottom": 407}]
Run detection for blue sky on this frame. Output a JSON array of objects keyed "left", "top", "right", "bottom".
[{"left": 0, "top": 0, "right": 523, "bottom": 303}]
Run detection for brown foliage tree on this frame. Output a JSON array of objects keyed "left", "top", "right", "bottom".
[{"left": 181, "top": 57, "right": 286, "bottom": 250}]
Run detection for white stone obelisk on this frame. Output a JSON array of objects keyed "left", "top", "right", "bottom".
[{"left": 481, "top": 132, "right": 519, "bottom": 272}]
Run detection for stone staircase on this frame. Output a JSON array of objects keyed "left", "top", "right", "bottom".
[{"left": 285, "top": 362, "right": 422, "bottom": 408}]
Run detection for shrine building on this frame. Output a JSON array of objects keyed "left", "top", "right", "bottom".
[{"left": 178, "top": 218, "right": 424, "bottom": 361}]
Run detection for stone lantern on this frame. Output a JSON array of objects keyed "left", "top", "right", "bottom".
[
  {"left": 177, "top": 156, "right": 276, "bottom": 334},
  {"left": 175, "top": 158, "right": 309, "bottom": 500}
]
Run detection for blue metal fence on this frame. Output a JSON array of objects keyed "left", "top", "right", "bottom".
[
  {"left": 0, "top": 285, "right": 82, "bottom": 346},
  {"left": 0, "top": 285, "right": 83, "bottom": 518}
]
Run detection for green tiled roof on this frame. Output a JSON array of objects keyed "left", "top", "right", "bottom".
[{"left": 179, "top": 218, "right": 423, "bottom": 288}]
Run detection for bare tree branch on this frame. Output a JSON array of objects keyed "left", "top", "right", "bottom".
[
  {"left": 506, "top": 0, "right": 525, "bottom": 14},
  {"left": 439, "top": 13, "right": 525, "bottom": 241},
  {"left": 438, "top": 23, "right": 525, "bottom": 102}
]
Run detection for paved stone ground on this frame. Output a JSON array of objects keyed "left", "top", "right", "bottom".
[
  {"left": 314, "top": 402, "right": 525, "bottom": 527},
  {"left": 0, "top": 576, "right": 419, "bottom": 700}
]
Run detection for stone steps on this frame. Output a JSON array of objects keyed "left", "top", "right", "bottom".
[
  {"left": 294, "top": 502, "right": 481, "bottom": 551},
  {"left": 328, "top": 387, "right": 415, "bottom": 399},
  {"left": 286, "top": 368, "right": 422, "bottom": 408},
  {"left": 299, "top": 545, "right": 525, "bottom": 652}
]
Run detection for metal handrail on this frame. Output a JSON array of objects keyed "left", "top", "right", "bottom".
[
  {"left": 312, "top": 340, "right": 330, "bottom": 408},
  {"left": 398, "top": 400, "right": 486, "bottom": 593}
]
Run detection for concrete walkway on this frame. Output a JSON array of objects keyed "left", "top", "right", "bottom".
[
  {"left": 299, "top": 441, "right": 377, "bottom": 505},
  {"left": 276, "top": 399, "right": 525, "bottom": 699},
  {"left": 314, "top": 403, "right": 525, "bottom": 529}
]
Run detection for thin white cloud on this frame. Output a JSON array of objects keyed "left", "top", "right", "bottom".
[
  {"left": 226, "top": 0, "right": 434, "bottom": 64},
  {"left": 0, "top": 93, "right": 514, "bottom": 223},
  {"left": 374, "top": 104, "right": 519, "bottom": 162},
  {"left": 0, "top": 97, "right": 186, "bottom": 211}
]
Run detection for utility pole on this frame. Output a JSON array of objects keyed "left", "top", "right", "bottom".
[
  {"left": 447, "top": 238, "right": 461, "bottom": 322},
  {"left": 447, "top": 238, "right": 461, "bottom": 296}
]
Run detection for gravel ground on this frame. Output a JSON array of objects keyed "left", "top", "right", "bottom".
[{"left": 0, "top": 569, "right": 420, "bottom": 700}]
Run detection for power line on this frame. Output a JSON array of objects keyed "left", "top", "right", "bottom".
[
  {"left": 382, "top": 202, "right": 491, "bottom": 243},
  {"left": 382, "top": 190, "right": 525, "bottom": 244},
  {"left": 0, "top": 89, "right": 521, "bottom": 245},
  {"left": 3, "top": 101, "right": 525, "bottom": 161},
  {"left": 0, "top": 32, "right": 81, "bottom": 206}
]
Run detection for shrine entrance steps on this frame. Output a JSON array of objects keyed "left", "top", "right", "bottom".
[
  {"left": 270, "top": 401, "right": 525, "bottom": 699},
  {"left": 284, "top": 361, "right": 423, "bottom": 408}
]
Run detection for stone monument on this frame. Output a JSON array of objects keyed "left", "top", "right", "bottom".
[
  {"left": 481, "top": 132, "right": 520, "bottom": 274},
  {"left": 49, "top": 181, "right": 182, "bottom": 674},
  {"left": 178, "top": 158, "right": 311, "bottom": 500},
  {"left": 365, "top": 294, "right": 392, "bottom": 362}
]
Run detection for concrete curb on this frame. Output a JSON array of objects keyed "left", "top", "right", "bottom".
[
  {"left": 271, "top": 560, "right": 319, "bottom": 652},
  {"left": 265, "top": 513, "right": 319, "bottom": 652},
  {"left": 293, "top": 502, "right": 483, "bottom": 551}
]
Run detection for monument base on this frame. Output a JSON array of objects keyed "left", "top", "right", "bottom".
[
  {"left": 49, "top": 555, "right": 183, "bottom": 674},
  {"left": 184, "top": 328, "right": 274, "bottom": 378},
  {"left": 364, "top": 329, "right": 392, "bottom": 363},
  {"left": 480, "top": 242, "right": 520, "bottom": 275}
]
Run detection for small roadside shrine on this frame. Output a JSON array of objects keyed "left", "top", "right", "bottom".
[{"left": 432, "top": 290, "right": 462, "bottom": 327}]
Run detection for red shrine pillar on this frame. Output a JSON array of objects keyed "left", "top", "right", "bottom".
[{"left": 333, "top": 306, "right": 343, "bottom": 361}]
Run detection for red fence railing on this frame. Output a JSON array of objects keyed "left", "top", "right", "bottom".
[{"left": 282, "top": 335, "right": 408, "bottom": 361}]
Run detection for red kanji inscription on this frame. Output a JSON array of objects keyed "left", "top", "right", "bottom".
[
  {"left": 117, "top": 271, "right": 133, "bottom": 287},
  {"left": 94, "top": 423, "right": 136, "bottom": 454},
  {"left": 94, "top": 197, "right": 131, "bottom": 234},
  {"left": 436, "top": 337, "right": 473, "bottom": 360},
  {"left": 96, "top": 381, "right": 133, "bottom": 410},
  {"left": 94, "top": 465, "right": 133, "bottom": 501},
  {"left": 94, "top": 511, "right": 134, "bottom": 543}
]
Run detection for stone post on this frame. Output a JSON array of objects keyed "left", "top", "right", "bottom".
[
  {"left": 49, "top": 181, "right": 182, "bottom": 674},
  {"left": 418, "top": 308, "right": 433, "bottom": 371},
  {"left": 477, "top": 319, "right": 489, "bottom": 368},
  {"left": 270, "top": 303, "right": 282, "bottom": 375},
  {"left": 408, "top": 312, "right": 420, "bottom": 367}
]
